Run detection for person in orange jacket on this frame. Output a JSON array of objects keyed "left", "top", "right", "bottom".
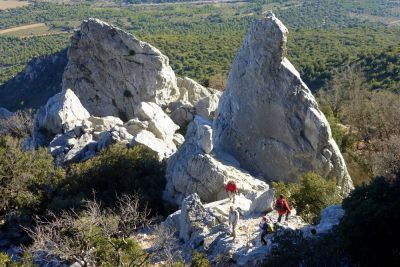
[{"left": 275, "top": 194, "right": 291, "bottom": 222}]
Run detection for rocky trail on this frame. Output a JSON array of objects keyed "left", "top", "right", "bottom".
[{"left": 137, "top": 195, "right": 321, "bottom": 266}]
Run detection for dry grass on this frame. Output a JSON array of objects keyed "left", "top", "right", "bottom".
[
  {"left": 0, "top": 23, "right": 47, "bottom": 34},
  {"left": 0, "top": 0, "right": 30, "bottom": 10},
  {"left": 0, "top": 23, "right": 63, "bottom": 37}
]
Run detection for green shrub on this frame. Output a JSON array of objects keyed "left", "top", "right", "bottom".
[
  {"left": 0, "top": 135, "right": 65, "bottom": 215},
  {"left": 273, "top": 172, "right": 341, "bottom": 224},
  {"left": 339, "top": 174, "right": 400, "bottom": 266},
  {"left": 56, "top": 144, "right": 166, "bottom": 215},
  {"left": 191, "top": 251, "right": 210, "bottom": 267},
  {"left": 0, "top": 110, "right": 33, "bottom": 139},
  {"left": 0, "top": 253, "right": 11, "bottom": 266},
  {"left": 321, "top": 105, "right": 356, "bottom": 153},
  {"left": 94, "top": 235, "right": 148, "bottom": 267}
]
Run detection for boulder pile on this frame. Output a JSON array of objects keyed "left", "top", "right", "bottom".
[{"left": 27, "top": 18, "right": 220, "bottom": 163}]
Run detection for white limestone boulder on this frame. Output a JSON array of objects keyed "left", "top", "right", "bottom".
[
  {"left": 123, "top": 118, "right": 149, "bottom": 136},
  {"left": 130, "top": 130, "right": 177, "bottom": 160},
  {"left": 173, "top": 133, "right": 185, "bottom": 147},
  {"left": 196, "top": 123, "right": 213, "bottom": 154},
  {"left": 169, "top": 101, "right": 194, "bottom": 127},
  {"left": 178, "top": 194, "right": 216, "bottom": 246},
  {"left": 194, "top": 93, "right": 221, "bottom": 120},
  {"left": 64, "top": 133, "right": 94, "bottom": 162},
  {"left": 174, "top": 77, "right": 222, "bottom": 122},
  {"left": 177, "top": 77, "right": 213, "bottom": 105},
  {"left": 88, "top": 116, "right": 123, "bottom": 132},
  {"left": 35, "top": 88, "right": 90, "bottom": 135},
  {"left": 134, "top": 101, "right": 179, "bottom": 141},
  {"left": 63, "top": 18, "right": 180, "bottom": 119}
]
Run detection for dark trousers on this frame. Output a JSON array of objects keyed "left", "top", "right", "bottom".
[
  {"left": 278, "top": 211, "right": 289, "bottom": 222},
  {"left": 261, "top": 232, "right": 267, "bottom": 245}
]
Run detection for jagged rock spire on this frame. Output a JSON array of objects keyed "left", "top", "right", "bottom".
[{"left": 214, "top": 14, "right": 353, "bottom": 194}]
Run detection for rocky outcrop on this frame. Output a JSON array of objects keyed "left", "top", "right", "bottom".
[
  {"left": 25, "top": 19, "right": 187, "bottom": 162},
  {"left": 127, "top": 101, "right": 179, "bottom": 158},
  {"left": 213, "top": 13, "right": 353, "bottom": 194},
  {"left": 134, "top": 102, "right": 179, "bottom": 141},
  {"left": 177, "top": 194, "right": 216, "bottom": 246},
  {"left": 35, "top": 88, "right": 90, "bottom": 135},
  {"left": 169, "top": 101, "right": 194, "bottom": 127},
  {"left": 163, "top": 197, "right": 342, "bottom": 265},
  {"left": 63, "top": 18, "right": 180, "bottom": 119}
]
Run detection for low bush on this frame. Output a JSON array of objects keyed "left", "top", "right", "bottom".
[
  {"left": 191, "top": 251, "right": 210, "bottom": 267},
  {"left": 53, "top": 144, "right": 166, "bottom": 215},
  {"left": 0, "top": 110, "right": 33, "bottom": 139},
  {"left": 0, "top": 135, "right": 65, "bottom": 216}
]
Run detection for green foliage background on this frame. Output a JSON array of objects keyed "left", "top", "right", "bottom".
[{"left": 1, "top": 0, "right": 399, "bottom": 93}]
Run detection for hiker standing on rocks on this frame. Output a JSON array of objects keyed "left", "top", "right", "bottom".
[
  {"left": 228, "top": 206, "right": 239, "bottom": 239},
  {"left": 226, "top": 181, "right": 238, "bottom": 203},
  {"left": 275, "top": 194, "right": 291, "bottom": 222},
  {"left": 259, "top": 216, "right": 273, "bottom": 245}
]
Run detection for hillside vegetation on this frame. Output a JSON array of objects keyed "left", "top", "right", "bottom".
[{"left": 1, "top": 0, "right": 399, "bottom": 94}]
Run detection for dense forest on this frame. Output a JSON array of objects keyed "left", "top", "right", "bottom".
[{"left": 1, "top": 0, "right": 399, "bottom": 89}]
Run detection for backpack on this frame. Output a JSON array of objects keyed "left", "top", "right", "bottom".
[
  {"left": 267, "top": 223, "right": 274, "bottom": 234},
  {"left": 275, "top": 199, "right": 284, "bottom": 211}
]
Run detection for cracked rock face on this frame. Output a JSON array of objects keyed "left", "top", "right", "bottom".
[
  {"left": 214, "top": 14, "right": 353, "bottom": 194},
  {"left": 63, "top": 18, "right": 180, "bottom": 120}
]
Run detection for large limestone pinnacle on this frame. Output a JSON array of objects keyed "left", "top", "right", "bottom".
[
  {"left": 213, "top": 13, "right": 354, "bottom": 194},
  {"left": 63, "top": 18, "right": 180, "bottom": 120}
]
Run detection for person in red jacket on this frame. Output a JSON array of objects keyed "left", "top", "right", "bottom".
[
  {"left": 275, "top": 194, "right": 291, "bottom": 222},
  {"left": 225, "top": 181, "right": 238, "bottom": 203}
]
